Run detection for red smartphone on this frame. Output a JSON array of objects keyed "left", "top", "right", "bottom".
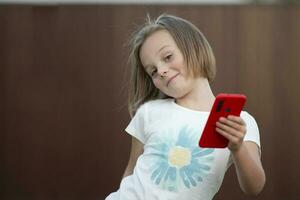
[{"left": 199, "top": 93, "right": 247, "bottom": 148}]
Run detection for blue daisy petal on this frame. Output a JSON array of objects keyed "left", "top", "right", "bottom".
[
  {"left": 151, "top": 161, "right": 168, "bottom": 184},
  {"left": 149, "top": 126, "right": 215, "bottom": 190},
  {"left": 192, "top": 148, "right": 215, "bottom": 158}
]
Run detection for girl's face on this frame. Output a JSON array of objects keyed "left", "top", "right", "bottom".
[{"left": 139, "top": 30, "right": 195, "bottom": 99}]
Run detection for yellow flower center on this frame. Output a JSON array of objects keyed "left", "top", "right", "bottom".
[{"left": 168, "top": 146, "right": 191, "bottom": 168}]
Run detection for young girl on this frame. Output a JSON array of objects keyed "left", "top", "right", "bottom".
[{"left": 106, "top": 14, "right": 265, "bottom": 200}]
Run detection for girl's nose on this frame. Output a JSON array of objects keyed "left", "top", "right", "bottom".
[{"left": 157, "top": 65, "right": 169, "bottom": 77}]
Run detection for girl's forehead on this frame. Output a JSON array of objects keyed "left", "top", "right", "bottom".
[
  {"left": 139, "top": 30, "right": 177, "bottom": 64},
  {"left": 141, "top": 30, "right": 177, "bottom": 53},
  {"left": 151, "top": 30, "right": 173, "bottom": 42}
]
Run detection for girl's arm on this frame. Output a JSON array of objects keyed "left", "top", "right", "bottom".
[
  {"left": 231, "top": 141, "right": 265, "bottom": 195},
  {"left": 122, "top": 136, "right": 144, "bottom": 179},
  {"left": 216, "top": 115, "right": 266, "bottom": 196}
]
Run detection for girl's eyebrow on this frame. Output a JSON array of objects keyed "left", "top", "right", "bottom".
[{"left": 157, "top": 45, "right": 171, "bottom": 55}]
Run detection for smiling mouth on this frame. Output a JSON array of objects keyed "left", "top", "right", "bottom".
[{"left": 167, "top": 74, "right": 179, "bottom": 86}]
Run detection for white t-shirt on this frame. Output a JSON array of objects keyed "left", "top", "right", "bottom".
[{"left": 106, "top": 98, "right": 260, "bottom": 200}]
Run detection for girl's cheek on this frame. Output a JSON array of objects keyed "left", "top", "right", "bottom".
[{"left": 153, "top": 79, "right": 160, "bottom": 88}]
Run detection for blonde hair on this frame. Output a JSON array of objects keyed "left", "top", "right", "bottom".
[{"left": 127, "top": 14, "right": 216, "bottom": 117}]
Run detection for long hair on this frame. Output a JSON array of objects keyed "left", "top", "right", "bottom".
[{"left": 127, "top": 14, "right": 216, "bottom": 117}]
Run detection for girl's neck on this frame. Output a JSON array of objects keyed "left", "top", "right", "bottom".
[{"left": 175, "top": 77, "right": 215, "bottom": 112}]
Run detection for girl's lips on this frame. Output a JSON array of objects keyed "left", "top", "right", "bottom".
[{"left": 167, "top": 73, "right": 179, "bottom": 86}]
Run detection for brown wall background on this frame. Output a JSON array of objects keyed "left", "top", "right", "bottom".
[{"left": 0, "top": 5, "right": 299, "bottom": 200}]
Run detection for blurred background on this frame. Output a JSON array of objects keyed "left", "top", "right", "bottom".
[{"left": 0, "top": 0, "right": 299, "bottom": 199}]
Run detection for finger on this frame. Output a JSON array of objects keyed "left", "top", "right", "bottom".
[
  {"left": 225, "top": 116, "right": 247, "bottom": 133},
  {"left": 216, "top": 127, "right": 239, "bottom": 143},
  {"left": 227, "top": 115, "right": 246, "bottom": 126},
  {"left": 219, "top": 117, "right": 243, "bottom": 131},
  {"left": 216, "top": 121, "right": 244, "bottom": 138}
]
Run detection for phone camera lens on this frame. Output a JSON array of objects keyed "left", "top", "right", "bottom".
[{"left": 225, "top": 108, "right": 231, "bottom": 112}]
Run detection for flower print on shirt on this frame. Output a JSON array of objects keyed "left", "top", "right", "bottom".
[{"left": 149, "top": 126, "right": 215, "bottom": 191}]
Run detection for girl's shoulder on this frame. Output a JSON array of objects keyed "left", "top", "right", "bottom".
[
  {"left": 240, "top": 111, "right": 255, "bottom": 120},
  {"left": 136, "top": 98, "right": 172, "bottom": 109},
  {"left": 240, "top": 111, "right": 258, "bottom": 126},
  {"left": 144, "top": 98, "right": 174, "bottom": 107},
  {"left": 136, "top": 98, "right": 174, "bottom": 116}
]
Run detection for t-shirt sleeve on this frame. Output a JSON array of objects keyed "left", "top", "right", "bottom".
[
  {"left": 241, "top": 111, "right": 261, "bottom": 148},
  {"left": 125, "top": 103, "right": 148, "bottom": 144}
]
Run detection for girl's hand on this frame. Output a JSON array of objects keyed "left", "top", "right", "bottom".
[{"left": 216, "top": 115, "right": 247, "bottom": 152}]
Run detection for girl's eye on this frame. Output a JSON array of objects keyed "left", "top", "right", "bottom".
[
  {"left": 151, "top": 69, "right": 157, "bottom": 77},
  {"left": 164, "top": 54, "right": 172, "bottom": 62}
]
